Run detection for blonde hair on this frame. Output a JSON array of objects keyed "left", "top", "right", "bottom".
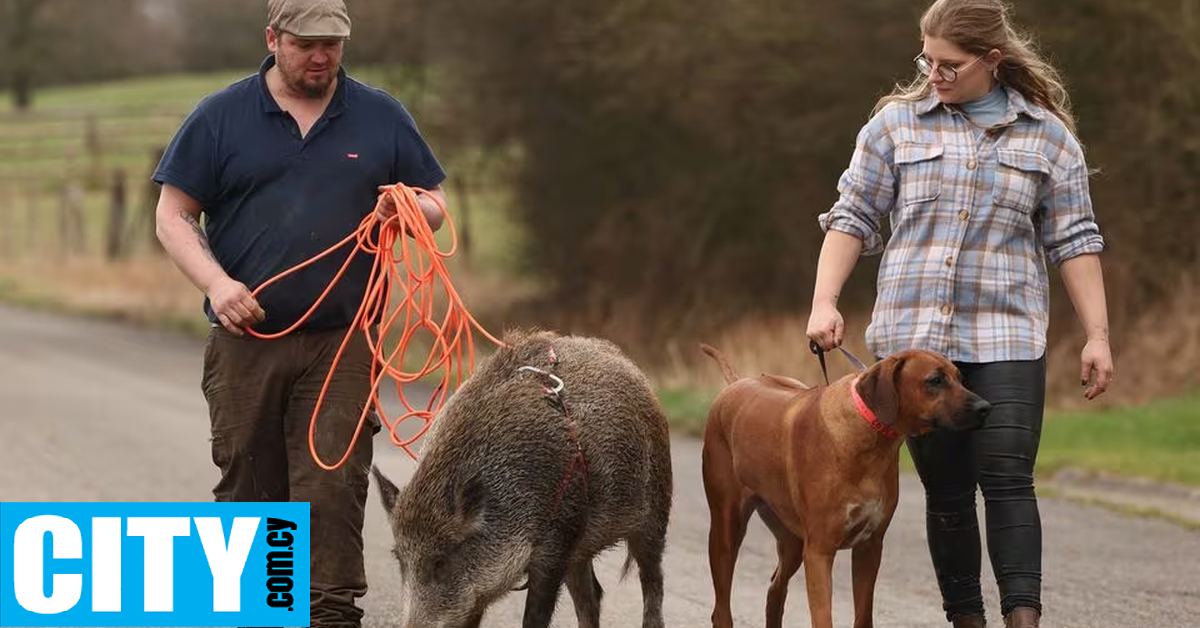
[{"left": 874, "top": 0, "right": 1076, "bottom": 135}]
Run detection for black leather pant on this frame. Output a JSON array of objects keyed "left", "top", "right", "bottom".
[{"left": 906, "top": 357, "right": 1046, "bottom": 621}]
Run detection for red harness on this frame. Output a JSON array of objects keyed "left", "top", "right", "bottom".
[{"left": 520, "top": 347, "right": 590, "bottom": 514}]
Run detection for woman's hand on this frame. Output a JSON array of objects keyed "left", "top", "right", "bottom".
[
  {"left": 1080, "top": 337, "right": 1113, "bottom": 400},
  {"left": 806, "top": 302, "right": 845, "bottom": 351}
]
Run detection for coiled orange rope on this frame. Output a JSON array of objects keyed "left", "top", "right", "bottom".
[{"left": 246, "top": 184, "right": 505, "bottom": 469}]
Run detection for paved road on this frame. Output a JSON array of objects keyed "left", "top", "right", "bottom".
[{"left": 1, "top": 304, "right": 1197, "bottom": 627}]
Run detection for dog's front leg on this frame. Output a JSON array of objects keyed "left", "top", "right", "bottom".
[
  {"left": 802, "top": 546, "right": 837, "bottom": 628},
  {"left": 851, "top": 534, "right": 885, "bottom": 628}
]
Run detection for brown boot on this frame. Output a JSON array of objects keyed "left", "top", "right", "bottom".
[
  {"left": 951, "top": 614, "right": 986, "bottom": 628},
  {"left": 1003, "top": 607, "right": 1041, "bottom": 628}
]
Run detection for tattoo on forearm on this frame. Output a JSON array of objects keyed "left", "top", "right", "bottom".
[{"left": 179, "top": 211, "right": 218, "bottom": 262}]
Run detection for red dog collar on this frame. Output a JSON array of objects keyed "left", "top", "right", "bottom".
[{"left": 850, "top": 376, "right": 903, "bottom": 440}]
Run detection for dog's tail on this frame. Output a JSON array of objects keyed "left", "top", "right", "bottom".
[{"left": 699, "top": 343, "right": 740, "bottom": 385}]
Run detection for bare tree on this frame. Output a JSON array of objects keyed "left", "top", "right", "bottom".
[{"left": 3, "top": 0, "right": 46, "bottom": 109}]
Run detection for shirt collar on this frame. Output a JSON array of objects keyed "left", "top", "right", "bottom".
[
  {"left": 916, "top": 86, "right": 1046, "bottom": 123},
  {"left": 256, "top": 54, "right": 349, "bottom": 118}
]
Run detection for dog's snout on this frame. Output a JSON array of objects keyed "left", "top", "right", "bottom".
[{"left": 972, "top": 398, "right": 992, "bottom": 420}]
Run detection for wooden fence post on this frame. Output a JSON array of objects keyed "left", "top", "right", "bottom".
[
  {"left": 58, "top": 181, "right": 86, "bottom": 256},
  {"left": 0, "top": 185, "right": 13, "bottom": 260},
  {"left": 25, "top": 184, "right": 39, "bottom": 256},
  {"left": 106, "top": 168, "right": 127, "bottom": 261},
  {"left": 85, "top": 114, "right": 103, "bottom": 188}
]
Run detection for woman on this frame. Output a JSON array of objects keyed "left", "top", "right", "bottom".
[{"left": 805, "top": 1, "right": 1114, "bottom": 627}]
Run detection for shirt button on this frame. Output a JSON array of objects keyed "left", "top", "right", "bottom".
[
  {"left": 966, "top": 160, "right": 977, "bottom": 170},
  {"left": 960, "top": 210, "right": 970, "bottom": 221},
  {"left": 941, "top": 304, "right": 952, "bottom": 316},
  {"left": 945, "top": 256, "right": 954, "bottom": 267}
]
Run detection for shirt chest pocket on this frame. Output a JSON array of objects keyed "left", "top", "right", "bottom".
[
  {"left": 994, "top": 148, "right": 1051, "bottom": 214},
  {"left": 895, "top": 143, "right": 944, "bottom": 207}
]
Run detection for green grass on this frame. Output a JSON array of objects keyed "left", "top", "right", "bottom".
[
  {"left": 6, "top": 72, "right": 248, "bottom": 114},
  {"left": 1036, "top": 394, "right": 1200, "bottom": 485},
  {"left": 4, "top": 66, "right": 404, "bottom": 115},
  {"left": 659, "top": 387, "right": 718, "bottom": 436},
  {"left": 657, "top": 387, "right": 1200, "bottom": 486}
]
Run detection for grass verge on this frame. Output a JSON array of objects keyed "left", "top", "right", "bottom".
[
  {"left": 657, "top": 386, "right": 1200, "bottom": 487},
  {"left": 1035, "top": 394, "right": 1200, "bottom": 486}
]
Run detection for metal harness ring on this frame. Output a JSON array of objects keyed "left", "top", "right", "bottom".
[{"left": 517, "top": 365, "right": 565, "bottom": 394}]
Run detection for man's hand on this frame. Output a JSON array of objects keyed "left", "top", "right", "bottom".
[
  {"left": 1080, "top": 337, "right": 1113, "bottom": 400},
  {"left": 376, "top": 185, "right": 446, "bottom": 234},
  {"left": 206, "top": 276, "right": 266, "bottom": 336},
  {"left": 416, "top": 189, "right": 445, "bottom": 232},
  {"left": 376, "top": 185, "right": 400, "bottom": 223}
]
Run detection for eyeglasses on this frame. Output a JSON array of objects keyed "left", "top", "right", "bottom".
[{"left": 914, "top": 53, "right": 982, "bottom": 83}]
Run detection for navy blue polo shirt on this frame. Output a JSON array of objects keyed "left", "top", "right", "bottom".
[{"left": 153, "top": 56, "right": 446, "bottom": 333}]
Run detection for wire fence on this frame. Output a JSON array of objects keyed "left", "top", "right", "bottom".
[{"left": 0, "top": 108, "right": 183, "bottom": 260}]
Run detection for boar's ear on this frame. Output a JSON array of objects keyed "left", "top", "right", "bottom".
[
  {"left": 453, "top": 477, "right": 488, "bottom": 531},
  {"left": 372, "top": 465, "right": 400, "bottom": 514}
]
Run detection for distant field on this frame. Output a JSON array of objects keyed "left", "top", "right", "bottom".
[
  {"left": 0, "top": 67, "right": 526, "bottom": 273},
  {"left": 0, "top": 72, "right": 247, "bottom": 186},
  {"left": 0, "top": 67, "right": 405, "bottom": 184}
]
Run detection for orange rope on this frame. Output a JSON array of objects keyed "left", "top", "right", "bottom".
[{"left": 245, "top": 184, "right": 505, "bottom": 469}]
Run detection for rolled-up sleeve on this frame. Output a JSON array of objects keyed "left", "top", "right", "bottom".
[
  {"left": 818, "top": 116, "right": 896, "bottom": 256},
  {"left": 1040, "top": 160, "right": 1105, "bottom": 265}
]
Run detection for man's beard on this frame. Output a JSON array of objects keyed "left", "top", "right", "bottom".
[
  {"left": 280, "top": 63, "right": 335, "bottom": 99},
  {"left": 294, "top": 78, "right": 330, "bottom": 99}
]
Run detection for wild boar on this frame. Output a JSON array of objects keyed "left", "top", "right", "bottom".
[{"left": 372, "top": 329, "right": 673, "bottom": 628}]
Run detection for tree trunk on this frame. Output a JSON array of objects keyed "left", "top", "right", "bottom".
[{"left": 8, "top": 0, "right": 43, "bottom": 111}]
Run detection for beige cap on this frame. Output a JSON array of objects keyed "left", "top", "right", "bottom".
[{"left": 268, "top": 0, "right": 351, "bottom": 39}]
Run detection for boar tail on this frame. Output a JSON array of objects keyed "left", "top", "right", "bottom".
[
  {"left": 699, "top": 343, "right": 739, "bottom": 385},
  {"left": 620, "top": 551, "right": 636, "bottom": 582}
]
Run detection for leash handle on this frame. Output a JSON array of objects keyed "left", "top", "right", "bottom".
[
  {"left": 809, "top": 340, "right": 868, "bottom": 385},
  {"left": 810, "top": 340, "right": 831, "bottom": 385}
]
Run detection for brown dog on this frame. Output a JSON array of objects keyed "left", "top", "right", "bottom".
[{"left": 700, "top": 345, "right": 991, "bottom": 628}]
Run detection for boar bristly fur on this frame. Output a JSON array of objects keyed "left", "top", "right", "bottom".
[{"left": 373, "top": 329, "right": 673, "bottom": 628}]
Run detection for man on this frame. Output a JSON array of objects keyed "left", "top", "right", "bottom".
[{"left": 152, "top": 1, "right": 446, "bottom": 625}]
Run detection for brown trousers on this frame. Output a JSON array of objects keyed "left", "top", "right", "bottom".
[{"left": 202, "top": 326, "right": 378, "bottom": 628}]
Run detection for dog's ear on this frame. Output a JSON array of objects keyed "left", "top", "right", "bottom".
[{"left": 857, "top": 355, "right": 905, "bottom": 428}]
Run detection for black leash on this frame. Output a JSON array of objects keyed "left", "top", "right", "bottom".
[{"left": 809, "top": 340, "right": 868, "bottom": 385}]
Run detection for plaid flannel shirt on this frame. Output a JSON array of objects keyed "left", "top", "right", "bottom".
[{"left": 819, "top": 88, "right": 1104, "bottom": 363}]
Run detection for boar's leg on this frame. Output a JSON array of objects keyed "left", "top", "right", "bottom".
[
  {"left": 628, "top": 529, "right": 668, "bottom": 628},
  {"left": 564, "top": 558, "right": 603, "bottom": 628},
  {"left": 521, "top": 562, "right": 568, "bottom": 628}
]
